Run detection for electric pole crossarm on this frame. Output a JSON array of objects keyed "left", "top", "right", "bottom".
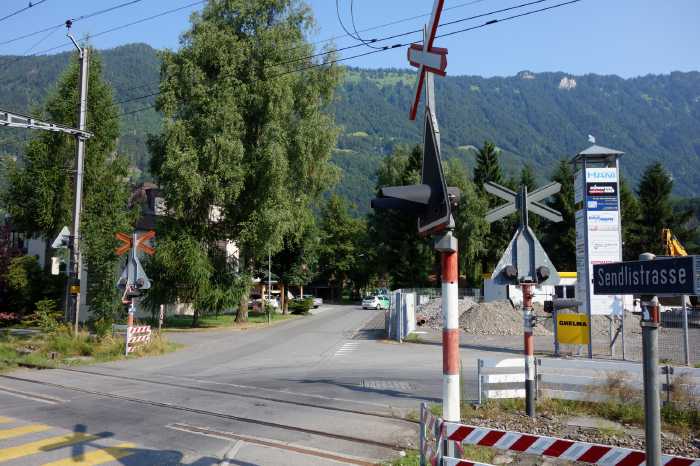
[{"left": 0, "top": 108, "right": 92, "bottom": 138}]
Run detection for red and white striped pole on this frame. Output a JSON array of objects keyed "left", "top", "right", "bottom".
[
  {"left": 521, "top": 282, "right": 535, "bottom": 417},
  {"left": 439, "top": 231, "right": 460, "bottom": 423}
]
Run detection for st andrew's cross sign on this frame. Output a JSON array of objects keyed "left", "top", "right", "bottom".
[{"left": 408, "top": 0, "right": 447, "bottom": 121}]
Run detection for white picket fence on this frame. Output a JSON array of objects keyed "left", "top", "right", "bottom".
[{"left": 477, "top": 357, "right": 700, "bottom": 404}]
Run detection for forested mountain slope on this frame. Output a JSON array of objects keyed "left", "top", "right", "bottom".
[{"left": 1, "top": 44, "right": 698, "bottom": 212}]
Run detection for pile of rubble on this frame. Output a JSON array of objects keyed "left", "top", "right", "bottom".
[{"left": 417, "top": 298, "right": 552, "bottom": 336}]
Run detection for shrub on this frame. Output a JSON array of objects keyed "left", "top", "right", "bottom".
[
  {"left": 288, "top": 297, "right": 313, "bottom": 315},
  {"left": 0, "top": 312, "right": 20, "bottom": 327},
  {"left": 23, "top": 299, "right": 61, "bottom": 333}
]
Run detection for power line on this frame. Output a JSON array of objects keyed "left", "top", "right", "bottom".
[
  {"left": 273, "top": 0, "right": 557, "bottom": 70},
  {"left": 115, "top": 0, "right": 555, "bottom": 101},
  {"left": 306, "top": 0, "right": 490, "bottom": 51},
  {"left": 102, "top": 0, "right": 584, "bottom": 123},
  {"left": 0, "top": 0, "right": 51, "bottom": 24},
  {"left": 1, "top": 0, "right": 206, "bottom": 68},
  {"left": 0, "top": 0, "right": 148, "bottom": 47}
]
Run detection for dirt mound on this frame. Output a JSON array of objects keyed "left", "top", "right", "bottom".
[
  {"left": 418, "top": 298, "right": 552, "bottom": 336},
  {"left": 459, "top": 300, "right": 552, "bottom": 336}
]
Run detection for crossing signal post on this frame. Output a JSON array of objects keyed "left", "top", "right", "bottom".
[
  {"left": 485, "top": 181, "right": 563, "bottom": 417},
  {"left": 115, "top": 231, "right": 155, "bottom": 327},
  {"left": 371, "top": 0, "right": 462, "bottom": 456}
]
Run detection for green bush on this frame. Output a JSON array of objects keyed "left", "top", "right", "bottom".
[
  {"left": 288, "top": 298, "right": 313, "bottom": 315},
  {"left": 23, "top": 299, "right": 61, "bottom": 334}
]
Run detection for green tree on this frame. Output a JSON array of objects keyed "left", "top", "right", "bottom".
[
  {"left": 541, "top": 160, "right": 576, "bottom": 271},
  {"left": 148, "top": 0, "right": 341, "bottom": 323},
  {"left": 445, "top": 159, "right": 489, "bottom": 287},
  {"left": 473, "top": 141, "right": 512, "bottom": 274},
  {"left": 367, "top": 145, "right": 434, "bottom": 289},
  {"left": 318, "top": 195, "right": 364, "bottom": 300},
  {"left": 619, "top": 176, "right": 642, "bottom": 260},
  {"left": 635, "top": 162, "right": 693, "bottom": 255},
  {"left": 3, "top": 50, "right": 131, "bottom": 319},
  {"left": 473, "top": 141, "right": 503, "bottom": 189},
  {"left": 271, "top": 221, "right": 321, "bottom": 314}
]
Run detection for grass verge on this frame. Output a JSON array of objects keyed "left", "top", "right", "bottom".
[
  {"left": 161, "top": 311, "right": 296, "bottom": 330},
  {"left": 0, "top": 327, "right": 180, "bottom": 373},
  {"left": 458, "top": 395, "right": 699, "bottom": 436}
]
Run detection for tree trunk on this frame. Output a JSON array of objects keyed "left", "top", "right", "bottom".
[
  {"left": 235, "top": 255, "right": 251, "bottom": 323},
  {"left": 191, "top": 309, "right": 199, "bottom": 328},
  {"left": 300, "top": 285, "right": 304, "bottom": 298},
  {"left": 280, "top": 282, "right": 287, "bottom": 315}
]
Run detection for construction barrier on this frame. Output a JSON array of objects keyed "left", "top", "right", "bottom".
[
  {"left": 445, "top": 421, "right": 700, "bottom": 466},
  {"left": 113, "top": 324, "right": 152, "bottom": 356}
]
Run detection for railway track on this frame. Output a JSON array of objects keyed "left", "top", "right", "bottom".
[
  {"left": 0, "top": 372, "right": 415, "bottom": 453},
  {"left": 25, "top": 365, "right": 420, "bottom": 423}
]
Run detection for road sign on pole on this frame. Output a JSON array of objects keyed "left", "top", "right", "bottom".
[
  {"left": 372, "top": 0, "right": 461, "bottom": 449},
  {"left": 592, "top": 255, "right": 699, "bottom": 296},
  {"left": 408, "top": 0, "right": 447, "bottom": 121}
]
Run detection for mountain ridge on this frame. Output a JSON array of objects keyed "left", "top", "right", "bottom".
[{"left": 1, "top": 43, "right": 698, "bottom": 212}]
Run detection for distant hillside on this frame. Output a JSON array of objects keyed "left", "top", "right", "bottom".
[{"left": 2, "top": 44, "right": 699, "bottom": 211}]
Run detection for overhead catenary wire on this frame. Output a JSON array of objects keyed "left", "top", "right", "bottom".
[
  {"left": 1, "top": 0, "right": 206, "bottom": 69},
  {"left": 303, "top": 0, "right": 490, "bottom": 52},
  {"left": 103, "top": 0, "right": 584, "bottom": 123},
  {"left": 0, "top": 0, "right": 51, "bottom": 24},
  {"left": 0, "top": 0, "right": 148, "bottom": 47}
]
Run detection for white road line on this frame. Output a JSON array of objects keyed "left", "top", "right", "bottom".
[
  {"left": 0, "top": 384, "right": 65, "bottom": 404},
  {"left": 219, "top": 439, "right": 245, "bottom": 465}
]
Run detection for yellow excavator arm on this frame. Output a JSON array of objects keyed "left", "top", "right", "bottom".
[{"left": 662, "top": 228, "right": 688, "bottom": 257}]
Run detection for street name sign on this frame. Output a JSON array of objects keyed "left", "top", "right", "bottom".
[{"left": 592, "top": 256, "right": 700, "bottom": 296}]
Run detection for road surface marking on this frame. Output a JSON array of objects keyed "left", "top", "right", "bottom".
[
  {"left": 334, "top": 341, "right": 360, "bottom": 357},
  {"left": 0, "top": 424, "right": 50, "bottom": 440},
  {"left": 0, "top": 433, "right": 97, "bottom": 462},
  {"left": 169, "top": 423, "right": 378, "bottom": 466},
  {"left": 0, "top": 384, "right": 64, "bottom": 404},
  {"left": 0, "top": 418, "right": 11, "bottom": 425},
  {"left": 219, "top": 440, "right": 245, "bottom": 465},
  {"left": 41, "top": 442, "right": 136, "bottom": 466}
]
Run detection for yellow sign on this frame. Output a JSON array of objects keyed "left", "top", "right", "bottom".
[
  {"left": 556, "top": 313, "right": 589, "bottom": 345},
  {"left": 69, "top": 285, "right": 80, "bottom": 295}
]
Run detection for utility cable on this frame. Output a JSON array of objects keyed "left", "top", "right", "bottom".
[
  {"left": 0, "top": 0, "right": 148, "bottom": 47},
  {"left": 0, "top": 0, "right": 51, "bottom": 24},
  {"left": 1, "top": 0, "right": 205, "bottom": 69},
  {"left": 113, "top": 0, "right": 557, "bottom": 98},
  {"left": 303, "top": 0, "right": 490, "bottom": 52},
  {"left": 100, "top": 0, "right": 584, "bottom": 123},
  {"left": 273, "top": 0, "right": 557, "bottom": 70}
]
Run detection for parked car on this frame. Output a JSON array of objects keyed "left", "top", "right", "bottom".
[
  {"left": 302, "top": 294, "right": 323, "bottom": 308},
  {"left": 362, "top": 295, "right": 389, "bottom": 310},
  {"left": 248, "top": 294, "right": 279, "bottom": 310}
]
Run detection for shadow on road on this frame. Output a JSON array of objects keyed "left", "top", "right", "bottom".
[
  {"left": 36, "top": 423, "right": 221, "bottom": 465},
  {"left": 294, "top": 378, "right": 440, "bottom": 403}
]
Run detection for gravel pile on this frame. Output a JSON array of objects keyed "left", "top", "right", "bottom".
[
  {"left": 417, "top": 298, "right": 552, "bottom": 336},
  {"left": 417, "top": 296, "right": 476, "bottom": 329}
]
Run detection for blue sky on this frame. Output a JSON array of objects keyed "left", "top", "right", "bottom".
[{"left": 0, "top": 0, "right": 698, "bottom": 77}]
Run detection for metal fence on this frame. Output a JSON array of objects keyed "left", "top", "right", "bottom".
[{"left": 390, "top": 288, "right": 700, "bottom": 366}]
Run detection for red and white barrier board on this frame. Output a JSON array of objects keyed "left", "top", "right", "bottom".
[
  {"left": 443, "top": 459, "right": 494, "bottom": 466},
  {"left": 126, "top": 325, "right": 151, "bottom": 354},
  {"left": 445, "top": 422, "right": 700, "bottom": 466}
]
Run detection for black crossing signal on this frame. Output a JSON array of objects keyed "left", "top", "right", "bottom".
[{"left": 371, "top": 112, "right": 459, "bottom": 235}]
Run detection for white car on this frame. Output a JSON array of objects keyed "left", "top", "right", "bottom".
[
  {"left": 302, "top": 294, "right": 323, "bottom": 308},
  {"left": 362, "top": 295, "right": 389, "bottom": 310}
]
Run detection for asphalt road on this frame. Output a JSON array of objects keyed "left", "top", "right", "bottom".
[{"left": 0, "top": 305, "right": 513, "bottom": 465}]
